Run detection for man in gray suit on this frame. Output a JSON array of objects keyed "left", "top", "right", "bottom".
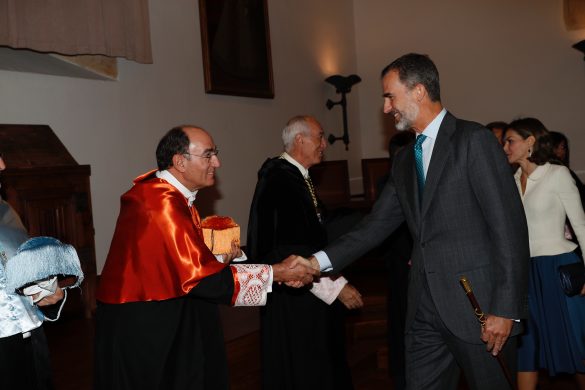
[{"left": 304, "top": 53, "right": 530, "bottom": 389}]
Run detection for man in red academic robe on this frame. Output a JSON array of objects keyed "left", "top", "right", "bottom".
[{"left": 94, "top": 125, "right": 317, "bottom": 390}]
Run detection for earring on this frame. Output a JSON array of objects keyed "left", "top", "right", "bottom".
[{"left": 528, "top": 147, "right": 532, "bottom": 158}]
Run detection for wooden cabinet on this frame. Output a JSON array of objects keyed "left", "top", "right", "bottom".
[
  {"left": 0, "top": 124, "right": 96, "bottom": 318},
  {"left": 309, "top": 160, "right": 352, "bottom": 209},
  {"left": 361, "top": 158, "right": 391, "bottom": 203}
]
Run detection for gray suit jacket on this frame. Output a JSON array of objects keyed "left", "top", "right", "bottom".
[{"left": 324, "top": 112, "right": 529, "bottom": 344}]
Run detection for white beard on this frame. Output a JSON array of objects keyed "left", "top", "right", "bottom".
[{"left": 395, "top": 101, "right": 419, "bottom": 131}]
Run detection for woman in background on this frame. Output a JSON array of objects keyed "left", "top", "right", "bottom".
[
  {"left": 549, "top": 130, "right": 569, "bottom": 165},
  {"left": 503, "top": 118, "right": 585, "bottom": 390},
  {"left": 549, "top": 130, "right": 585, "bottom": 201}
]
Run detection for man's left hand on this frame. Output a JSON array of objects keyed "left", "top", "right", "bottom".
[
  {"left": 481, "top": 314, "right": 513, "bottom": 356},
  {"left": 337, "top": 284, "right": 363, "bottom": 309},
  {"left": 222, "top": 240, "right": 243, "bottom": 263}
]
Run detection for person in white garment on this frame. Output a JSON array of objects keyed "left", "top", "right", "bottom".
[
  {"left": 0, "top": 153, "right": 65, "bottom": 390},
  {"left": 503, "top": 117, "right": 585, "bottom": 390}
]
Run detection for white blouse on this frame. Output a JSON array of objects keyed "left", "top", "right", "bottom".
[{"left": 514, "top": 163, "right": 585, "bottom": 259}]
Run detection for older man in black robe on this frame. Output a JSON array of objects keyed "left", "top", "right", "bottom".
[{"left": 247, "top": 115, "right": 363, "bottom": 390}]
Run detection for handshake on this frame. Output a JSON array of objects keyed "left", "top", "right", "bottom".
[{"left": 272, "top": 255, "right": 321, "bottom": 287}]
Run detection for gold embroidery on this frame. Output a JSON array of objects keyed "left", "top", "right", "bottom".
[{"left": 305, "top": 176, "right": 322, "bottom": 223}]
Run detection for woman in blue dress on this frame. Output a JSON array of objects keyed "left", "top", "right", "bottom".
[{"left": 503, "top": 118, "right": 585, "bottom": 390}]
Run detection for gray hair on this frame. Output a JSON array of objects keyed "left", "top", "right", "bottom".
[
  {"left": 282, "top": 115, "right": 313, "bottom": 152},
  {"left": 381, "top": 53, "right": 441, "bottom": 102}
]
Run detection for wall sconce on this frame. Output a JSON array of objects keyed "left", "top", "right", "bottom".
[
  {"left": 325, "top": 74, "right": 361, "bottom": 150},
  {"left": 573, "top": 40, "right": 585, "bottom": 60}
]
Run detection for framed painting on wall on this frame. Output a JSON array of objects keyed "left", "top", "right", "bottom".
[{"left": 199, "top": 0, "right": 274, "bottom": 99}]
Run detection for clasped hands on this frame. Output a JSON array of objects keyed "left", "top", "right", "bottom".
[{"left": 272, "top": 255, "right": 320, "bottom": 287}]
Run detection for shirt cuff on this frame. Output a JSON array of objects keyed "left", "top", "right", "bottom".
[
  {"left": 215, "top": 250, "right": 248, "bottom": 264},
  {"left": 230, "top": 264, "right": 271, "bottom": 306},
  {"left": 233, "top": 250, "right": 248, "bottom": 263},
  {"left": 313, "top": 250, "right": 333, "bottom": 272}
]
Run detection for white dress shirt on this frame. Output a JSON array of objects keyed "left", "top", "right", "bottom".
[
  {"left": 514, "top": 163, "right": 585, "bottom": 260},
  {"left": 418, "top": 108, "right": 447, "bottom": 176},
  {"left": 281, "top": 152, "right": 309, "bottom": 178},
  {"left": 156, "top": 170, "right": 198, "bottom": 206}
]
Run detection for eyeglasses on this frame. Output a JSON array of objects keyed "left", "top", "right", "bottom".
[{"left": 183, "top": 147, "right": 219, "bottom": 161}]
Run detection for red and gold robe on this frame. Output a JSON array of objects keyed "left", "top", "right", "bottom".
[{"left": 95, "top": 170, "right": 269, "bottom": 390}]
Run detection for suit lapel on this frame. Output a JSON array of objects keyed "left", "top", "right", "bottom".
[
  {"left": 400, "top": 144, "right": 421, "bottom": 224},
  {"left": 420, "top": 112, "right": 456, "bottom": 218}
]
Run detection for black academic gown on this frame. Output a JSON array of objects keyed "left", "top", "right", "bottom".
[
  {"left": 247, "top": 158, "right": 353, "bottom": 390},
  {"left": 94, "top": 267, "right": 235, "bottom": 390}
]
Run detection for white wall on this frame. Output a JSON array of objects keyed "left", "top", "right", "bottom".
[
  {"left": 353, "top": 0, "right": 585, "bottom": 177},
  {"left": 2, "top": 0, "right": 584, "bottom": 274},
  {"left": 0, "top": 0, "right": 360, "bottom": 273}
]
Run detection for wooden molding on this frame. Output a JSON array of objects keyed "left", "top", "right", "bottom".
[{"left": 51, "top": 54, "right": 118, "bottom": 80}]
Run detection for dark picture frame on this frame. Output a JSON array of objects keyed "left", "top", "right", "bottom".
[{"left": 198, "top": 0, "right": 274, "bottom": 99}]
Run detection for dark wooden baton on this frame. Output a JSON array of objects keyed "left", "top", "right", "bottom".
[{"left": 459, "top": 277, "right": 516, "bottom": 389}]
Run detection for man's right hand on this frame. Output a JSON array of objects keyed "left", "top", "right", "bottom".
[
  {"left": 272, "top": 255, "right": 320, "bottom": 287},
  {"left": 481, "top": 315, "right": 513, "bottom": 356}
]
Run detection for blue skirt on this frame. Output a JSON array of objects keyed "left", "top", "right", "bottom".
[{"left": 517, "top": 252, "right": 585, "bottom": 375}]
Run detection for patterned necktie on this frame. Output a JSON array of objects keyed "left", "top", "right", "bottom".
[{"left": 414, "top": 134, "right": 427, "bottom": 202}]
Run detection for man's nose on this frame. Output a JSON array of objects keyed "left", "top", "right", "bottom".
[
  {"left": 0, "top": 157, "right": 5, "bottom": 171},
  {"left": 211, "top": 155, "right": 220, "bottom": 168}
]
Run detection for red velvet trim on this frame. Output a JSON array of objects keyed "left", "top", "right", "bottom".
[
  {"left": 230, "top": 265, "right": 241, "bottom": 306},
  {"left": 97, "top": 171, "right": 227, "bottom": 303}
]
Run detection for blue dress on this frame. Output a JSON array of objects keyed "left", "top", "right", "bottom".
[
  {"left": 517, "top": 252, "right": 585, "bottom": 375},
  {"left": 514, "top": 164, "right": 585, "bottom": 375}
]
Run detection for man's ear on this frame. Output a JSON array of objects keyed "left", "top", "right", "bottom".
[
  {"left": 415, "top": 83, "right": 426, "bottom": 102},
  {"left": 172, "top": 154, "right": 186, "bottom": 172},
  {"left": 295, "top": 133, "right": 304, "bottom": 145}
]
